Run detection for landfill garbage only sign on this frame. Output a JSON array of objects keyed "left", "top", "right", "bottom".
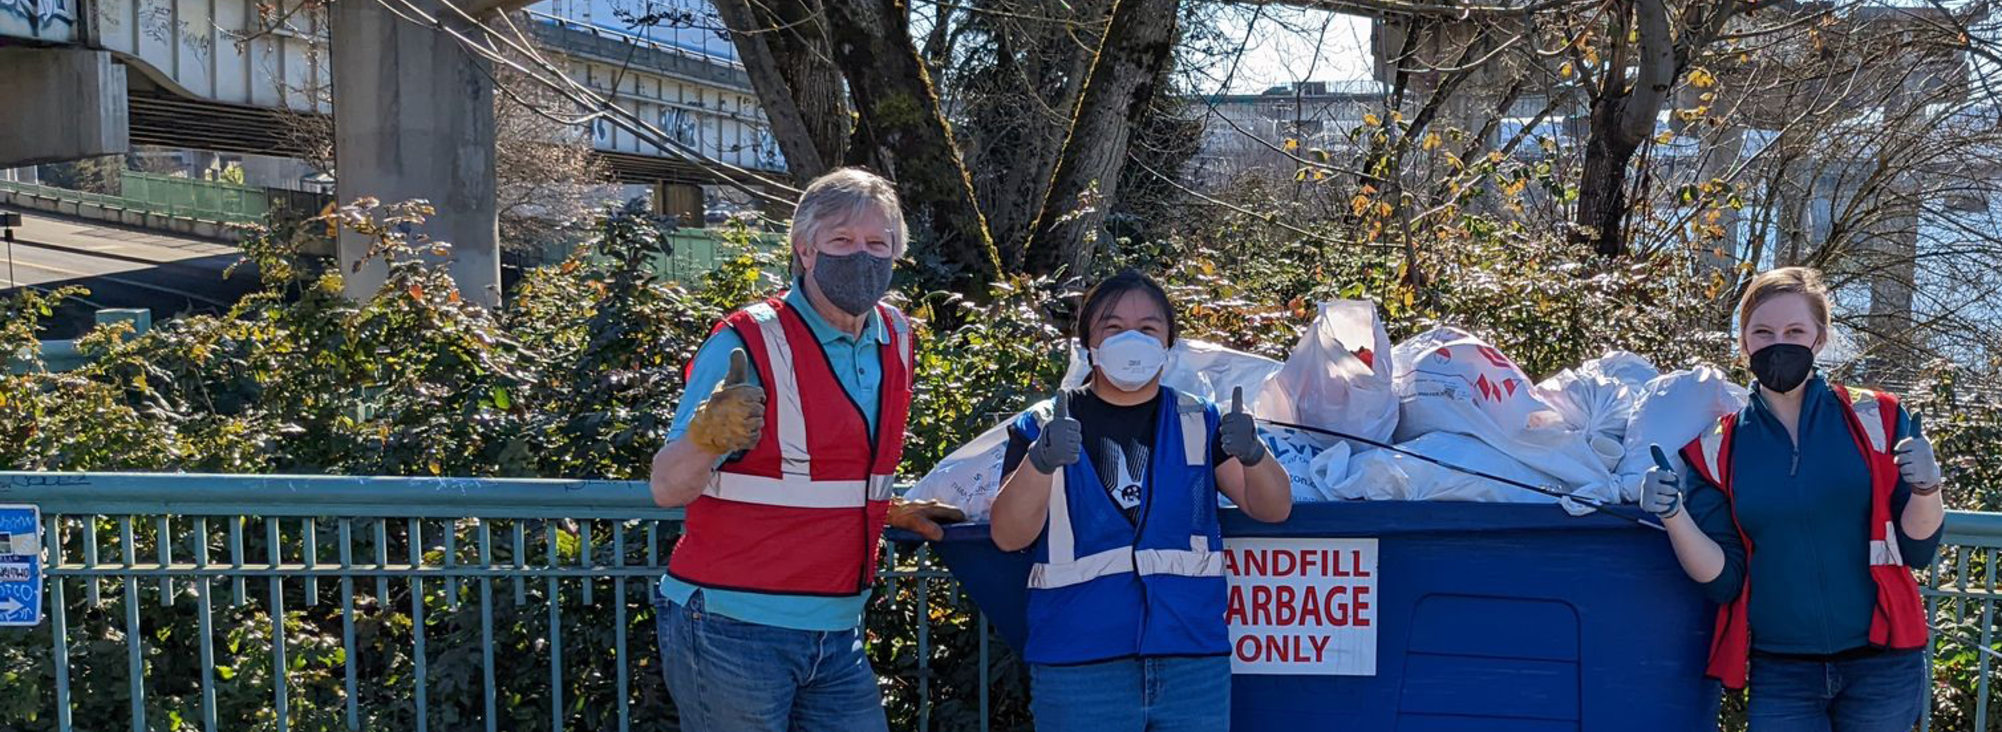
[{"left": 1223, "top": 537, "right": 1377, "bottom": 675}]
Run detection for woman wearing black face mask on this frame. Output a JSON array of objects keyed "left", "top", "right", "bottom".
[{"left": 1637, "top": 267, "right": 1947, "bottom": 732}]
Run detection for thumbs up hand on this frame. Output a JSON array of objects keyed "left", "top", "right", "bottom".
[
  {"left": 1640, "top": 444, "right": 1684, "bottom": 519},
  {"left": 687, "top": 348, "right": 767, "bottom": 457},
  {"left": 1895, "top": 412, "right": 1944, "bottom": 496},
  {"left": 1218, "top": 387, "right": 1268, "bottom": 467},
  {"left": 1027, "top": 392, "right": 1083, "bottom": 475}
]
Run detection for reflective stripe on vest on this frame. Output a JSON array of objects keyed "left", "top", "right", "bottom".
[
  {"left": 706, "top": 472, "right": 897, "bottom": 508},
  {"left": 1870, "top": 521, "right": 1906, "bottom": 566},
  {"left": 741, "top": 302, "right": 814, "bottom": 478},
  {"left": 1845, "top": 388, "right": 1902, "bottom": 568},
  {"left": 1029, "top": 537, "right": 1227, "bottom": 589},
  {"left": 1030, "top": 392, "right": 1214, "bottom": 589}
]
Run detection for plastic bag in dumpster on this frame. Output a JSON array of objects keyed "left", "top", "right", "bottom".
[
  {"left": 1614, "top": 366, "right": 1749, "bottom": 500},
  {"left": 1391, "top": 327, "right": 1619, "bottom": 503},
  {"left": 1265, "top": 424, "right": 1348, "bottom": 501},
  {"left": 905, "top": 417, "right": 1015, "bottom": 521},
  {"left": 1537, "top": 351, "right": 1658, "bottom": 445},
  {"left": 1325, "top": 432, "right": 1568, "bottom": 503},
  {"left": 1253, "top": 300, "right": 1398, "bottom": 446}
]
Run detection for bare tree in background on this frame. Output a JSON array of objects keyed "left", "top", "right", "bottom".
[{"left": 490, "top": 64, "right": 614, "bottom": 254}]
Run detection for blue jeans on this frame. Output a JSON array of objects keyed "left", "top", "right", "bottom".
[
  {"left": 1747, "top": 649, "right": 1925, "bottom": 732},
  {"left": 653, "top": 590, "right": 888, "bottom": 732},
  {"left": 1030, "top": 656, "right": 1232, "bottom": 732}
]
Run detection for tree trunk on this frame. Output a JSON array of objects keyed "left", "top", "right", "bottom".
[
  {"left": 1573, "top": 98, "right": 1645, "bottom": 256},
  {"left": 1021, "top": 0, "right": 1180, "bottom": 275},
  {"left": 824, "top": 0, "right": 1001, "bottom": 291},
  {"left": 713, "top": 0, "right": 849, "bottom": 182},
  {"left": 1571, "top": 0, "right": 1677, "bottom": 257}
]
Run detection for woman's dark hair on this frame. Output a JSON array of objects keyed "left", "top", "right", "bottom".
[{"left": 1074, "top": 270, "right": 1178, "bottom": 347}]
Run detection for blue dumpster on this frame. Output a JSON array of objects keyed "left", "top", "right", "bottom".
[{"left": 922, "top": 500, "right": 1715, "bottom": 731}]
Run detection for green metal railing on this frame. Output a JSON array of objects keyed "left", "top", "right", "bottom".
[
  {"left": 0, "top": 176, "right": 265, "bottom": 224},
  {"left": 539, "top": 228, "right": 789, "bottom": 282},
  {"left": 9, "top": 472, "right": 2002, "bottom": 731},
  {"left": 1924, "top": 510, "right": 2002, "bottom": 731},
  {"left": 119, "top": 172, "right": 271, "bottom": 223},
  {"left": 2, "top": 472, "right": 983, "bottom": 732}
]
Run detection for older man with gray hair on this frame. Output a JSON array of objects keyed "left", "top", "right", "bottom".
[{"left": 648, "top": 167, "right": 962, "bottom": 731}]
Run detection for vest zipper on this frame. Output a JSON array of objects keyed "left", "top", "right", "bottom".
[
  {"left": 1132, "top": 465, "right": 1153, "bottom": 654},
  {"left": 1128, "top": 394, "right": 1168, "bottom": 654}
]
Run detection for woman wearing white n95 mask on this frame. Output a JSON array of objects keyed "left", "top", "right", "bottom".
[{"left": 990, "top": 270, "right": 1293, "bottom": 732}]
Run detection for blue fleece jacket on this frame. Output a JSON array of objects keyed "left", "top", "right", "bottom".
[{"left": 1684, "top": 375, "right": 1942, "bottom": 655}]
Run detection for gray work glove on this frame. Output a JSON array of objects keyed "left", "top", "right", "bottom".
[
  {"left": 1895, "top": 412, "right": 1944, "bottom": 496},
  {"left": 1640, "top": 445, "right": 1683, "bottom": 519},
  {"left": 1218, "top": 387, "right": 1267, "bottom": 467},
  {"left": 1028, "top": 393, "right": 1082, "bottom": 475}
]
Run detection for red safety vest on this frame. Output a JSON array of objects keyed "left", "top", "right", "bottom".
[
  {"left": 666, "top": 296, "right": 915, "bottom": 596},
  {"left": 1681, "top": 383, "right": 1928, "bottom": 689}
]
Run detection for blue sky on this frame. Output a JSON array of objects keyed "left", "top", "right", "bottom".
[{"left": 1199, "top": 7, "right": 1376, "bottom": 94}]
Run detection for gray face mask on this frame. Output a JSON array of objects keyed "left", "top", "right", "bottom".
[{"left": 810, "top": 251, "right": 894, "bottom": 317}]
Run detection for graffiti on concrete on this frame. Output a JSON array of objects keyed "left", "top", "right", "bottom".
[{"left": 0, "top": 0, "right": 77, "bottom": 42}]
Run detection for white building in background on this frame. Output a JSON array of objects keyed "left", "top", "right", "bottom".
[
  {"left": 1186, "top": 81, "right": 1386, "bottom": 187},
  {"left": 533, "top": 0, "right": 737, "bottom": 59}
]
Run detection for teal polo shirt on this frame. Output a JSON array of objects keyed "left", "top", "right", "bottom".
[{"left": 658, "top": 284, "right": 887, "bottom": 631}]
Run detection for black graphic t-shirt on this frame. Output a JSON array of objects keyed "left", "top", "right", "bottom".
[{"left": 1003, "top": 388, "right": 1226, "bottom": 524}]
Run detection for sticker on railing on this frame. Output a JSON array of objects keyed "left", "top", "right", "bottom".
[
  {"left": 0, "top": 504, "right": 41, "bottom": 627},
  {"left": 1223, "top": 537, "right": 1378, "bottom": 676}
]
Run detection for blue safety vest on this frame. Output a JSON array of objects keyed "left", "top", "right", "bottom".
[{"left": 1012, "top": 387, "right": 1232, "bottom": 665}]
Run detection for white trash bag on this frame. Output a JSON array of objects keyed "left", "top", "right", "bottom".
[
  {"left": 1583, "top": 351, "right": 1661, "bottom": 389},
  {"left": 904, "top": 416, "right": 1017, "bottom": 522},
  {"left": 1537, "top": 352, "right": 1659, "bottom": 442},
  {"left": 1537, "top": 352, "right": 1657, "bottom": 469},
  {"left": 1615, "top": 367, "right": 1750, "bottom": 501},
  {"left": 1254, "top": 300, "right": 1399, "bottom": 446},
  {"left": 1263, "top": 424, "right": 1346, "bottom": 502},
  {"left": 1325, "top": 433, "right": 1562, "bottom": 504},
  {"left": 1391, "top": 327, "right": 1619, "bottom": 504}
]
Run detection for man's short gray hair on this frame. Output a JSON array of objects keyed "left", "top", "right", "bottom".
[{"left": 790, "top": 168, "right": 908, "bottom": 265}]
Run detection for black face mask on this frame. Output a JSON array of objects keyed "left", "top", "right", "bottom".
[{"left": 1750, "top": 343, "right": 1816, "bottom": 393}]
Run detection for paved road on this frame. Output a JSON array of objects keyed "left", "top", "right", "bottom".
[{"left": 0, "top": 213, "right": 262, "bottom": 339}]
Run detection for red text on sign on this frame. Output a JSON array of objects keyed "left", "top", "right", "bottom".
[
  {"left": 1225, "top": 584, "right": 1372, "bottom": 627},
  {"left": 1224, "top": 548, "right": 1372, "bottom": 578},
  {"left": 1235, "top": 634, "right": 1334, "bottom": 664}
]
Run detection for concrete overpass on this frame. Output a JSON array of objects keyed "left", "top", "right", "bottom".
[{"left": 0, "top": 0, "right": 787, "bottom": 304}]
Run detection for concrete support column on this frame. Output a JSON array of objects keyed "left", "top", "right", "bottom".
[
  {"left": 331, "top": 0, "right": 501, "bottom": 306},
  {"left": 0, "top": 49, "right": 128, "bottom": 168}
]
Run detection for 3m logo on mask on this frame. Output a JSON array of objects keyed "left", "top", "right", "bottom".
[{"left": 1091, "top": 331, "right": 1168, "bottom": 391}]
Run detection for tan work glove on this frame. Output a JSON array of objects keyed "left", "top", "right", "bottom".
[
  {"left": 686, "top": 349, "right": 766, "bottom": 456},
  {"left": 888, "top": 498, "right": 967, "bottom": 541}
]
